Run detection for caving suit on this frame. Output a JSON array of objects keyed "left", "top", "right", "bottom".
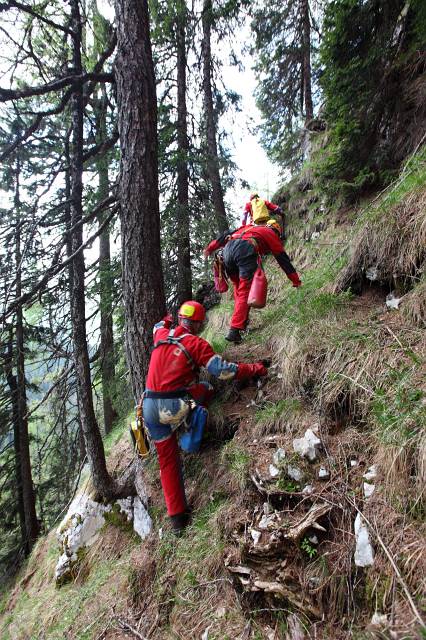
[
  {"left": 205, "top": 225, "right": 301, "bottom": 331},
  {"left": 143, "top": 319, "right": 266, "bottom": 518}
]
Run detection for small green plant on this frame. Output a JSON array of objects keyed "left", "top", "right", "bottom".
[
  {"left": 276, "top": 478, "right": 299, "bottom": 493},
  {"left": 372, "top": 367, "right": 425, "bottom": 447},
  {"left": 221, "top": 441, "right": 250, "bottom": 489},
  {"left": 256, "top": 398, "right": 302, "bottom": 425},
  {"left": 300, "top": 537, "right": 318, "bottom": 559}
]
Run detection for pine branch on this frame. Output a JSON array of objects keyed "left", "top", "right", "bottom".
[
  {"left": 0, "top": 0, "right": 73, "bottom": 36},
  {"left": 83, "top": 127, "right": 119, "bottom": 163},
  {"left": 1, "top": 205, "right": 118, "bottom": 322},
  {"left": 0, "top": 71, "right": 114, "bottom": 102}
]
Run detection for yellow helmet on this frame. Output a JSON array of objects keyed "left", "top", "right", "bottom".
[{"left": 266, "top": 219, "right": 281, "bottom": 235}]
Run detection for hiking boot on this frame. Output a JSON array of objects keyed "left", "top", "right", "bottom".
[
  {"left": 169, "top": 511, "right": 190, "bottom": 537},
  {"left": 225, "top": 328, "right": 242, "bottom": 344}
]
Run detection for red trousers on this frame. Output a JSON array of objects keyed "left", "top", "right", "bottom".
[
  {"left": 229, "top": 274, "right": 252, "bottom": 329},
  {"left": 155, "top": 434, "right": 187, "bottom": 516}
]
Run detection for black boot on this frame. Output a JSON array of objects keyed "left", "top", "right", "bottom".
[
  {"left": 169, "top": 511, "right": 189, "bottom": 537},
  {"left": 225, "top": 327, "right": 242, "bottom": 344}
]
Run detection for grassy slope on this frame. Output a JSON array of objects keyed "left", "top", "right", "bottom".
[{"left": 0, "top": 161, "right": 425, "bottom": 639}]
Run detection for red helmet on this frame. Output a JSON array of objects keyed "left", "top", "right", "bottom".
[{"left": 178, "top": 301, "right": 206, "bottom": 323}]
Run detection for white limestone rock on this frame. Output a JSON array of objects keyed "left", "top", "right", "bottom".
[
  {"left": 386, "top": 292, "right": 401, "bottom": 310},
  {"left": 363, "top": 465, "right": 377, "bottom": 481},
  {"left": 55, "top": 488, "right": 153, "bottom": 585},
  {"left": 133, "top": 497, "right": 152, "bottom": 540},
  {"left": 370, "top": 613, "right": 388, "bottom": 627},
  {"left": 116, "top": 497, "right": 133, "bottom": 521},
  {"left": 363, "top": 482, "right": 375, "bottom": 499},
  {"left": 263, "top": 502, "right": 271, "bottom": 516},
  {"left": 287, "top": 465, "right": 304, "bottom": 482},
  {"left": 366, "top": 266, "right": 379, "bottom": 281},
  {"left": 250, "top": 528, "right": 261, "bottom": 546},
  {"left": 55, "top": 489, "right": 112, "bottom": 584},
  {"left": 354, "top": 513, "right": 374, "bottom": 567},
  {"left": 269, "top": 464, "right": 280, "bottom": 478},
  {"left": 258, "top": 514, "right": 276, "bottom": 530},
  {"left": 318, "top": 466, "right": 330, "bottom": 480},
  {"left": 272, "top": 447, "right": 286, "bottom": 467},
  {"left": 302, "top": 484, "right": 314, "bottom": 495},
  {"left": 293, "top": 428, "right": 322, "bottom": 462}
]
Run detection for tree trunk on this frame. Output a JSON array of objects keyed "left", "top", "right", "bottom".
[
  {"left": 201, "top": 0, "right": 229, "bottom": 234},
  {"left": 95, "top": 91, "right": 117, "bottom": 435},
  {"left": 65, "top": 135, "right": 86, "bottom": 460},
  {"left": 301, "top": 0, "right": 313, "bottom": 123},
  {"left": 176, "top": 1, "right": 192, "bottom": 304},
  {"left": 14, "top": 156, "right": 40, "bottom": 553},
  {"left": 114, "top": 0, "right": 166, "bottom": 400},
  {"left": 4, "top": 331, "right": 26, "bottom": 552},
  {"left": 69, "top": 0, "right": 114, "bottom": 499}
]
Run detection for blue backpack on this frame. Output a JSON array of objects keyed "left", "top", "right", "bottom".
[{"left": 179, "top": 405, "right": 208, "bottom": 453}]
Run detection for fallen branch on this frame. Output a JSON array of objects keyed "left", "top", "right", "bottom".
[{"left": 115, "top": 616, "right": 148, "bottom": 640}]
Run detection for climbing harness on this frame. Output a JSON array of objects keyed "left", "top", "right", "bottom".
[{"left": 153, "top": 329, "right": 199, "bottom": 372}]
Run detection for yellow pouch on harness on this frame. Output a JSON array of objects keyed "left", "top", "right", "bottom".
[{"left": 130, "top": 405, "right": 150, "bottom": 458}]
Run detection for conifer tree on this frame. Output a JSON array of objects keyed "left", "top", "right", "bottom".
[
  {"left": 251, "top": 0, "right": 319, "bottom": 169},
  {"left": 115, "top": 0, "right": 167, "bottom": 400},
  {"left": 201, "top": 0, "right": 229, "bottom": 233}
]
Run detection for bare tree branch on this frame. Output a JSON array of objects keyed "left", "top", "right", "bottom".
[
  {"left": 0, "top": 0, "right": 73, "bottom": 36},
  {"left": 1, "top": 205, "right": 118, "bottom": 322},
  {"left": 0, "top": 72, "right": 114, "bottom": 102}
]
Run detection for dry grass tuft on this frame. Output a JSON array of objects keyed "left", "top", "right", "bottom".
[
  {"left": 401, "top": 277, "right": 426, "bottom": 327},
  {"left": 334, "top": 186, "right": 426, "bottom": 294}
]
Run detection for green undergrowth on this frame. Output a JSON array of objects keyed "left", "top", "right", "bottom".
[
  {"left": 249, "top": 244, "right": 351, "bottom": 341},
  {"left": 103, "top": 407, "right": 134, "bottom": 456},
  {"left": 221, "top": 440, "right": 251, "bottom": 490},
  {"left": 358, "top": 145, "right": 426, "bottom": 226},
  {"left": 255, "top": 397, "right": 302, "bottom": 426},
  {"left": 0, "top": 530, "right": 139, "bottom": 640},
  {"left": 372, "top": 365, "right": 425, "bottom": 448}
]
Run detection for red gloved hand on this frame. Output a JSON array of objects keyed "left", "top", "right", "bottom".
[
  {"left": 163, "top": 313, "right": 174, "bottom": 328},
  {"left": 288, "top": 272, "right": 302, "bottom": 287},
  {"left": 236, "top": 362, "right": 268, "bottom": 380}
]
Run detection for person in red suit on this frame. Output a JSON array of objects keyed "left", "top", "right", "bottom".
[
  {"left": 204, "top": 220, "right": 302, "bottom": 344},
  {"left": 143, "top": 301, "right": 268, "bottom": 535},
  {"left": 241, "top": 192, "right": 283, "bottom": 226}
]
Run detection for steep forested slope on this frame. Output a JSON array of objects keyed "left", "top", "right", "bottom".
[
  {"left": 1, "top": 151, "right": 424, "bottom": 639},
  {"left": 0, "top": 0, "right": 425, "bottom": 638}
]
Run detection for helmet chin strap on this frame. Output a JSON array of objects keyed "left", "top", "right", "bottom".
[{"left": 178, "top": 318, "right": 203, "bottom": 335}]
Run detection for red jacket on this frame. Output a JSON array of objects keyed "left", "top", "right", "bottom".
[
  {"left": 230, "top": 225, "right": 284, "bottom": 255},
  {"left": 146, "top": 322, "right": 264, "bottom": 392},
  {"left": 206, "top": 224, "right": 284, "bottom": 257},
  {"left": 204, "top": 225, "right": 301, "bottom": 283}
]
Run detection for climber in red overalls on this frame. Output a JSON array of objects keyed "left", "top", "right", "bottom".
[
  {"left": 204, "top": 220, "right": 302, "bottom": 344},
  {"left": 241, "top": 192, "right": 283, "bottom": 226},
  {"left": 143, "top": 301, "right": 268, "bottom": 535}
]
